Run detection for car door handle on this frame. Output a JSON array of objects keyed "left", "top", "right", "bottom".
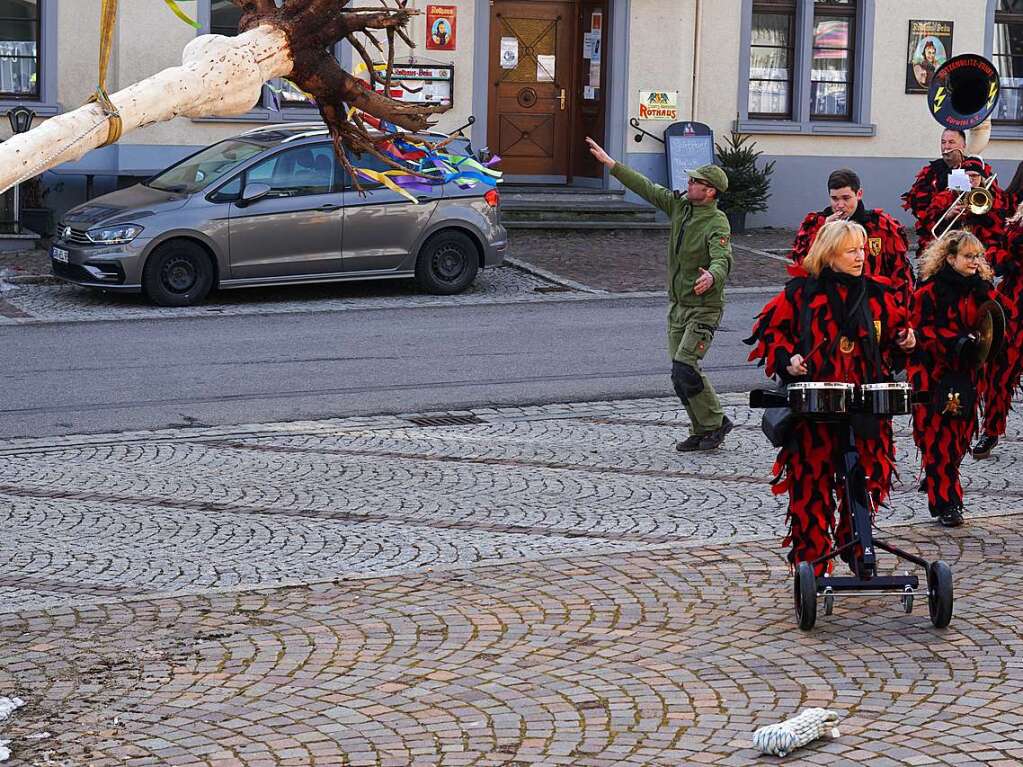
[{"left": 317, "top": 203, "right": 340, "bottom": 211}]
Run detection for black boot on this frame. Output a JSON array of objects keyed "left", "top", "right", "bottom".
[
  {"left": 675, "top": 434, "right": 704, "bottom": 452},
  {"left": 938, "top": 502, "right": 965, "bottom": 528},
  {"left": 972, "top": 434, "right": 999, "bottom": 459},
  {"left": 698, "top": 416, "right": 734, "bottom": 450}
]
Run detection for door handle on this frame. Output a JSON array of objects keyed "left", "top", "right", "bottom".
[
  {"left": 317, "top": 203, "right": 340, "bottom": 211},
  {"left": 559, "top": 89, "right": 566, "bottom": 111}
]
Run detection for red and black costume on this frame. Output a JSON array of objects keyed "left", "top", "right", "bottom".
[
  {"left": 789, "top": 201, "right": 914, "bottom": 304},
  {"left": 910, "top": 265, "right": 1004, "bottom": 515},
  {"left": 747, "top": 268, "right": 909, "bottom": 575},
  {"left": 903, "top": 158, "right": 955, "bottom": 255},
  {"left": 980, "top": 223, "right": 1023, "bottom": 441}
]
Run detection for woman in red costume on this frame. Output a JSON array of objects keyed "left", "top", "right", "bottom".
[
  {"left": 911, "top": 232, "right": 1004, "bottom": 526},
  {"left": 747, "top": 221, "right": 916, "bottom": 575}
]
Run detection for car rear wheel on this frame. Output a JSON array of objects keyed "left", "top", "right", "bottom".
[
  {"left": 142, "top": 240, "right": 214, "bottom": 307},
  {"left": 414, "top": 230, "right": 479, "bottom": 295}
]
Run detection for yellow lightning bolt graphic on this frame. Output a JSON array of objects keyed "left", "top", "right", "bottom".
[{"left": 933, "top": 86, "right": 947, "bottom": 112}]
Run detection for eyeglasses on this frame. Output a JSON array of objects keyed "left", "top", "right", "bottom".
[{"left": 957, "top": 252, "right": 985, "bottom": 262}]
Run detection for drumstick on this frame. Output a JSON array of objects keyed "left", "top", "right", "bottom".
[{"left": 794, "top": 336, "right": 829, "bottom": 375}]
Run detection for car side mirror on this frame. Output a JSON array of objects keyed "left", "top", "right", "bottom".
[{"left": 239, "top": 182, "right": 271, "bottom": 206}]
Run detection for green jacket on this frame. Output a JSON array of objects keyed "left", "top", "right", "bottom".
[{"left": 611, "top": 162, "right": 733, "bottom": 310}]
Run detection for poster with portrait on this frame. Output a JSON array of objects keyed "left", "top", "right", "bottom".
[
  {"left": 906, "top": 20, "right": 953, "bottom": 94},
  {"left": 426, "top": 5, "right": 457, "bottom": 51}
]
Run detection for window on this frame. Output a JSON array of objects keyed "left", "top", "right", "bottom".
[
  {"left": 739, "top": 0, "right": 873, "bottom": 134},
  {"left": 993, "top": 0, "right": 1023, "bottom": 124},
  {"left": 811, "top": 0, "right": 855, "bottom": 120},
  {"left": 749, "top": 2, "right": 796, "bottom": 118},
  {"left": 210, "top": 0, "right": 314, "bottom": 110},
  {"left": 0, "top": 0, "right": 39, "bottom": 98},
  {"left": 243, "top": 145, "right": 340, "bottom": 198}
]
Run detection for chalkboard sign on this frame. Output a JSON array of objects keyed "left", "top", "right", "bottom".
[{"left": 664, "top": 122, "right": 714, "bottom": 193}]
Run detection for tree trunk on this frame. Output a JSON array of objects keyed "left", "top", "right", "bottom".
[{"left": 0, "top": 26, "right": 293, "bottom": 195}]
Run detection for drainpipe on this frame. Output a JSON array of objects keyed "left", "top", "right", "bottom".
[{"left": 691, "top": 0, "right": 701, "bottom": 121}]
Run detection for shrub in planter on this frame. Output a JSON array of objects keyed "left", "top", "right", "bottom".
[
  {"left": 19, "top": 175, "right": 61, "bottom": 237},
  {"left": 714, "top": 131, "right": 775, "bottom": 234}
]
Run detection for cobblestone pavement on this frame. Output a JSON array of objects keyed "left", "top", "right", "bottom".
[
  {"left": 507, "top": 229, "right": 793, "bottom": 292},
  {"left": 1, "top": 396, "right": 1021, "bottom": 765},
  {"left": 0, "top": 228, "right": 798, "bottom": 325}
]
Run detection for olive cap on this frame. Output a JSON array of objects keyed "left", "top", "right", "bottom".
[{"left": 688, "top": 164, "right": 728, "bottom": 193}]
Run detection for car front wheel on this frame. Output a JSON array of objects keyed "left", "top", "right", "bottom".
[
  {"left": 414, "top": 230, "right": 480, "bottom": 295},
  {"left": 142, "top": 240, "right": 214, "bottom": 307}
]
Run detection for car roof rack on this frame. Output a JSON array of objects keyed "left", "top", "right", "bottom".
[
  {"left": 281, "top": 128, "right": 331, "bottom": 143},
  {"left": 238, "top": 122, "right": 325, "bottom": 136}
]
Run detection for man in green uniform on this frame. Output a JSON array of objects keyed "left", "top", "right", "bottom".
[{"left": 586, "top": 136, "right": 734, "bottom": 451}]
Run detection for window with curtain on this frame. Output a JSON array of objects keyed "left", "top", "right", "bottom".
[
  {"left": 0, "top": 0, "right": 39, "bottom": 99},
  {"left": 994, "top": 0, "right": 1023, "bottom": 124},
  {"left": 210, "top": 0, "right": 313, "bottom": 108},
  {"left": 748, "top": 1, "right": 796, "bottom": 118},
  {"left": 810, "top": 0, "right": 855, "bottom": 120}
]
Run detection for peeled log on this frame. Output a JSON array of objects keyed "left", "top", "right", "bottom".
[{"left": 0, "top": 25, "right": 293, "bottom": 195}]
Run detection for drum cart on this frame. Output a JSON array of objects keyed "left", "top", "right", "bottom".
[{"left": 751, "top": 386, "right": 954, "bottom": 631}]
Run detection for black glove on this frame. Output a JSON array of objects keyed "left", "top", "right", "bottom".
[{"left": 954, "top": 333, "right": 979, "bottom": 363}]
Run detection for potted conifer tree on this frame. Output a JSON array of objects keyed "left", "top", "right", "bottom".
[{"left": 714, "top": 131, "right": 775, "bottom": 234}]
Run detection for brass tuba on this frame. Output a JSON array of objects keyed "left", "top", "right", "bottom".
[{"left": 928, "top": 54, "right": 1001, "bottom": 130}]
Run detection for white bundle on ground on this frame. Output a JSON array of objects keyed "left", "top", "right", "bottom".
[
  {"left": 752, "top": 707, "right": 841, "bottom": 757},
  {"left": 0, "top": 697, "right": 25, "bottom": 762}
]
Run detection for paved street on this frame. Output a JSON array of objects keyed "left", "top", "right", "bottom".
[{"left": 2, "top": 395, "right": 1022, "bottom": 766}]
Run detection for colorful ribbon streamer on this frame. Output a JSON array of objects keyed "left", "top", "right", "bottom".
[{"left": 164, "top": 0, "right": 201, "bottom": 29}]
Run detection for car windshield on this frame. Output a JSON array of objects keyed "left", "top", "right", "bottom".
[{"left": 146, "top": 139, "right": 265, "bottom": 193}]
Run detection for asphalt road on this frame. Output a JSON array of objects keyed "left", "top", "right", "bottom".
[{"left": 1, "top": 294, "right": 773, "bottom": 438}]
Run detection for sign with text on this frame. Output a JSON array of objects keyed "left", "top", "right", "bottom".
[
  {"left": 372, "top": 64, "right": 454, "bottom": 107},
  {"left": 426, "top": 5, "right": 457, "bottom": 51},
  {"left": 664, "top": 122, "right": 714, "bottom": 193},
  {"left": 639, "top": 90, "right": 678, "bottom": 121}
]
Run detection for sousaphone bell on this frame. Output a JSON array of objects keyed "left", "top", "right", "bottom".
[{"left": 928, "top": 53, "right": 1001, "bottom": 130}]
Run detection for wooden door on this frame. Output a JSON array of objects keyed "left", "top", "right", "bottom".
[{"left": 489, "top": 0, "right": 576, "bottom": 178}]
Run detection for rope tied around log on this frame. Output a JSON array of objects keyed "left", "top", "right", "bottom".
[{"left": 85, "top": 0, "right": 123, "bottom": 148}]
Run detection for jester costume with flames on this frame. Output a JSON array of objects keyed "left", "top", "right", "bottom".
[
  {"left": 747, "top": 267, "right": 909, "bottom": 575},
  {"left": 909, "top": 264, "right": 1006, "bottom": 516},
  {"left": 789, "top": 202, "right": 915, "bottom": 305},
  {"left": 978, "top": 222, "right": 1023, "bottom": 446}
]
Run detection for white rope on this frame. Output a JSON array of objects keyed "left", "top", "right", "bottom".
[{"left": 752, "top": 708, "right": 841, "bottom": 758}]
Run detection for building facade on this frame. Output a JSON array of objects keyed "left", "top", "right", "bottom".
[{"left": 2, "top": 0, "right": 1023, "bottom": 226}]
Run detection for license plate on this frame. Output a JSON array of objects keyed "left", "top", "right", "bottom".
[{"left": 51, "top": 246, "right": 68, "bottom": 263}]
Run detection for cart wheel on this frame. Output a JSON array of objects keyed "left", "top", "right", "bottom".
[
  {"left": 901, "top": 587, "right": 914, "bottom": 614},
  {"left": 927, "top": 561, "right": 953, "bottom": 628},
  {"left": 824, "top": 588, "right": 835, "bottom": 616},
  {"left": 794, "top": 562, "right": 818, "bottom": 631}
]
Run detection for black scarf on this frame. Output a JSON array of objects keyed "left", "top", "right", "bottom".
[
  {"left": 933, "top": 262, "right": 990, "bottom": 316},
  {"left": 810, "top": 268, "right": 883, "bottom": 382}
]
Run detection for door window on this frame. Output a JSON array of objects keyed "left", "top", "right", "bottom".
[{"left": 243, "top": 145, "right": 340, "bottom": 198}]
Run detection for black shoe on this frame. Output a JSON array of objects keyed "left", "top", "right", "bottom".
[
  {"left": 939, "top": 504, "right": 965, "bottom": 527},
  {"left": 918, "top": 478, "right": 926, "bottom": 493},
  {"left": 698, "top": 416, "right": 735, "bottom": 450},
  {"left": 972, "top": 434, "right": 999, "bottom": 459},
  {"left": 675, "top": 434, "right": 704, "bottom": 452}
]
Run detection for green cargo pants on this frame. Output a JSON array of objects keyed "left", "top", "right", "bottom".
[{"left": 667, "top": 305, "right": 724, "bottom": 437}]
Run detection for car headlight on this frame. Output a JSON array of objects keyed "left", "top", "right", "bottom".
[{"left": 86, "top": 224, "right": 143, "bottom": 244}]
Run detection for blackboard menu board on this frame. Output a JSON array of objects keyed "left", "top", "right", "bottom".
[{"left": 664, "top": 122, "right": 714, "bottom": 193}]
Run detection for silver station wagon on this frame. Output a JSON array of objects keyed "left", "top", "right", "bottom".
[{"left": 50, "top": 124, "right": 507, "bottom": 306}]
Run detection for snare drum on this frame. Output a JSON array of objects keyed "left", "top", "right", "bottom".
[
  {"left": 787, "top": 382, "right": 856, "bottom": 415},
  {"left": 860, "top": 382, "right": 913, "bottom": 416}
]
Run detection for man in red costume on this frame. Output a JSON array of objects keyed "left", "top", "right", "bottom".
[
  {"left": 790, "top": 168, "right": 913, "bottom": 305},
  {"left": 915, "top": 156, "right": 1008, "bottom": 269},
  {"left": 902, "top": 128, "right": 968, "bottom": 256}
]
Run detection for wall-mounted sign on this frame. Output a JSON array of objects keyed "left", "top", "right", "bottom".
[
  {"left": 500, "top": 37, "right": 519, "bottom": 69},
  {"left": 906, "top": 19, "right": 953, "bottom": 93},
  {"left": 372, "top": 64, "right": 454, "bottom": 107},
  {"left": 639, "top": 90, "right": 679, "bottom": 121},
  {"left": 426, "top": 5, "right": 457, "bottom": 51}
]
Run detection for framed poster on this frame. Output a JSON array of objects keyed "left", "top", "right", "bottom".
[
  {"left": 426, "top": 5, "right": 457, "bottom": 51},
  {"left": 906, "top": 20, "right": 953, "bottom": 94}
]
